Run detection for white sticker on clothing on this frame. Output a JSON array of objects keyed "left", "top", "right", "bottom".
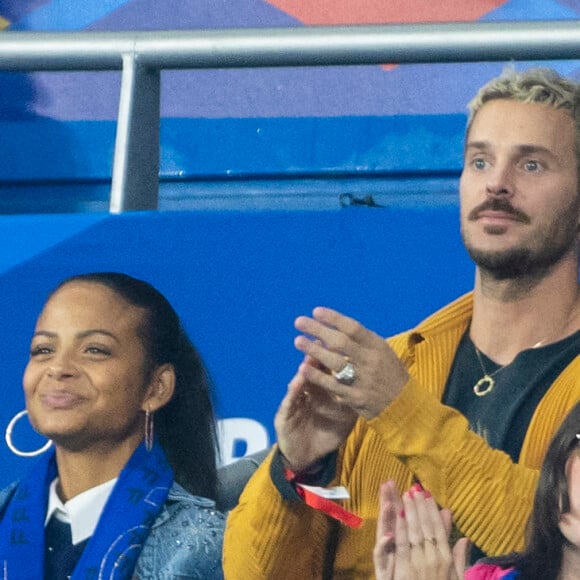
[{"left": 297, "top": 484, "right": 350, "bottom": 500}]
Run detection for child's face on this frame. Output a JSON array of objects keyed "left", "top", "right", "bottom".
[{"left": 559, "top": 452, "right": 580, "bottom": 547}]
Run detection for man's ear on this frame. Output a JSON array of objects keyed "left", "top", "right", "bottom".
[{"left": 143, "top": 364, "right": 176, "bottom": 413}]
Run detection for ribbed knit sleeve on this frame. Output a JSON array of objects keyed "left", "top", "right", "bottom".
[
  {"left": 223, "top": 447, "right": 340, "bottom": 579},
  {"left": 368, "top": 378, "right": 538, "bottom": 555}
]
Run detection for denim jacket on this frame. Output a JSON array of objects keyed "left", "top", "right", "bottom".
[{"left": 0, "top": 481, "right": 225, "bottom": 579}]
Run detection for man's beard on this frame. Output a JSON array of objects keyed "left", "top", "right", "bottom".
[
  {"left": 462, "top": 198, "right": 579, "bottom": 280},
  {"left": 464, "top": 242, "right": 574, "bottom": 280}
]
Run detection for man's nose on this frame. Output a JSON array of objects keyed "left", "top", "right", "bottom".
[{"left": 485, "top": 163, "right": 514, "bottom": 197}]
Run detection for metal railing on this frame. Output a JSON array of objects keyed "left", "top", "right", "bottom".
[{"left": 1, "top": 20, "right": 579, "bottom": 212}]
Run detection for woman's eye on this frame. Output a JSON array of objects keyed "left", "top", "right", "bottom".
[
  {"left": 30, "top": 346, "right": 52, "bottom": 356},
  {"left": 85, "top": 346, "right": 111, "bottom": 355},
  {"left": 473, "top": 158, "right": 486, "bottom": 170}
]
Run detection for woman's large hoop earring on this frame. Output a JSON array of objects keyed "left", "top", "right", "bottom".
[
  {"left": 5, "top": 410, "right": 53, "bottom": 457},
  {"left": 145, "top": 408, "right": 154, "bottom": 452}
]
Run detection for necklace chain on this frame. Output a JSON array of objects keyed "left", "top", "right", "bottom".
[
  {"left": 470, "top": 312, "right": 574, "bottom": 397},
  {"left": 472, "top": 346, "right": 506, "bottom": 397},
  {"left": 472, "top": 337, "right": 547, "bottom": 397}
]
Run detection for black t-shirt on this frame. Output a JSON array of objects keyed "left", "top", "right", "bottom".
[
  {"left": 443, "top": 328, "right": 580, "bottom": 562},
  {"left": 443, "top": 329, "right": 580, "bottom": 462}
]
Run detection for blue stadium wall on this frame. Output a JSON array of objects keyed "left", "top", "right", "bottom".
[
  {"left": 0, "top": 1, "right": 579, "bottom": 487},
  {"left": 0, "top": 208, "right": 474, "bottom": 486}
]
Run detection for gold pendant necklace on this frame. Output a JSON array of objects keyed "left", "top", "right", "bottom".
[
  {"left": 472, "top": 331, "right": 551, "bottom": 396},
  {"left": 473, "top": 345, "right": 506, "bottom": 397}
]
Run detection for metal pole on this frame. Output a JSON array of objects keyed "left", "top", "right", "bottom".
[
  {"left": 110, "top": 54, "right": 160, "bottom": 213},
  {"left": 0, "top": 21, "right": 578, "bottom": 71},
  {"left": 1, "top": 20, "right": 578, "bottom": 211}
]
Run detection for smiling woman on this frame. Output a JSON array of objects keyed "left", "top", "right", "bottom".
[{"left": 0, "top": 272, "right": 225, "bottom": 579}]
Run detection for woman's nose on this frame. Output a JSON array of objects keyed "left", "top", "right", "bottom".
[{"left": 46, "top": 353, "right": 78, "bottom": 379}]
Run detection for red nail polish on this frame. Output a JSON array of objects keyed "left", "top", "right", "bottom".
[
  {"left": 399, "top": 509, "right": 405, "bottom": 518},
  {"left": 425, "top": 490, "right": 432, "bottom": 499},
  {"left": 412, "top": 483, "right": 423, "bottom": 493}
]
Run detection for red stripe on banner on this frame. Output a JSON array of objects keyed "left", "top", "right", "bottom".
[{"left": 265, "top": 0, "right": 508, "bottom": 26}]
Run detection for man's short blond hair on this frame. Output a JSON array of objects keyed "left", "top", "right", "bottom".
[{"left": 466, "top": 67, "right": 580, "bottom": 171}]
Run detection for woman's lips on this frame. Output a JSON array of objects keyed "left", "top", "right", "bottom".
[{"left": 40, "top": 391, "right": 86, "bottom": 409}]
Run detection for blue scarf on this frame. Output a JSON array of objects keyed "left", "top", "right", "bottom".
[{"left": 0, "top": 441, "right": 173, "bottom": 579}]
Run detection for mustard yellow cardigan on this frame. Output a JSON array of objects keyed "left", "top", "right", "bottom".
[{"left": 224, "top": 293, "right": 580, "bottom": 579}]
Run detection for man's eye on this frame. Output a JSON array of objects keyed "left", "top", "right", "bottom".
[
  {"left": 473, "top": 158, "right": 486, "bottom": 170},
  {"left": 524, "top": 160, "right": 540, "bottom": 171}
]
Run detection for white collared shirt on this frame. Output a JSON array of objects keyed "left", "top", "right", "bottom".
[{"left": 45, "top": 477, "right": 118, "bottom": 545}]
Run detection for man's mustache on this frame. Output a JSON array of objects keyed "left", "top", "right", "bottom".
[{"left": 468, "top": 198, "right": 531, "bottom": 224}]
